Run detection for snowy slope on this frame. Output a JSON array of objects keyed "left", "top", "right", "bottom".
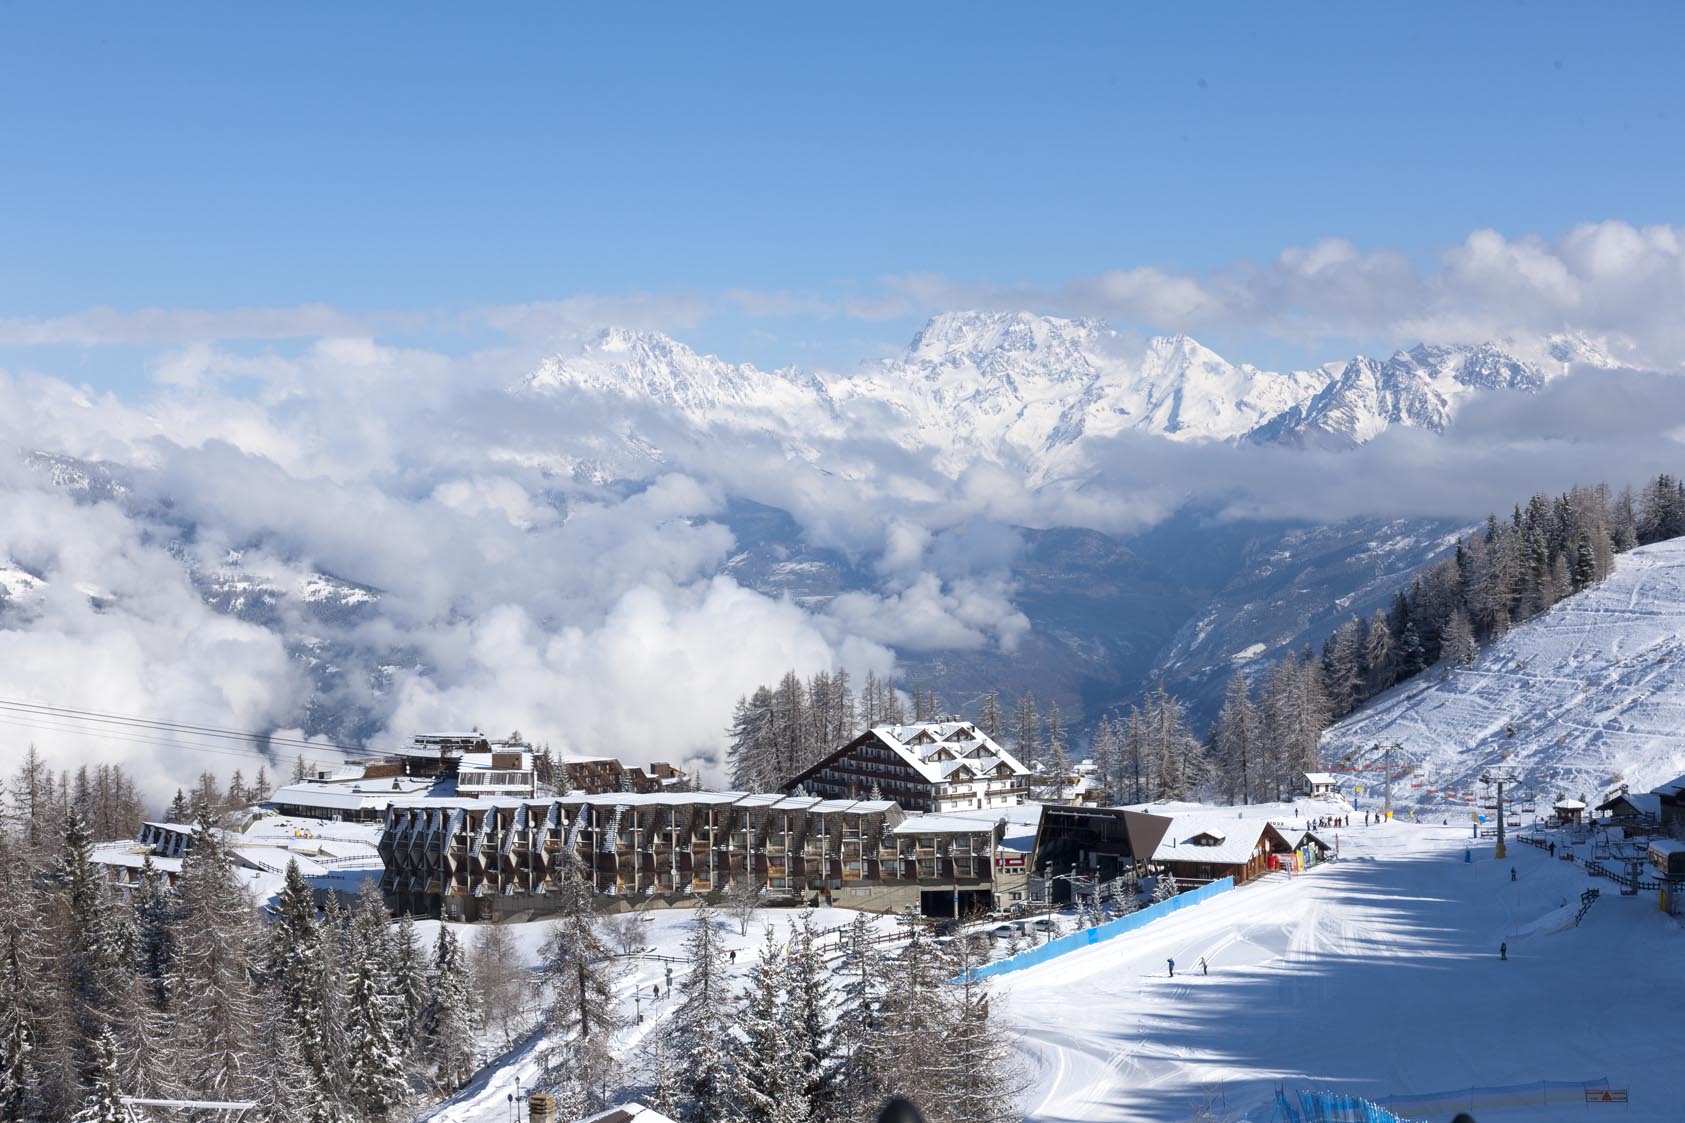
[
  {"left": 1322, "top": 538, "right": 1685, "bottom": 810},
  {"left": 996, "top": 815, "right": 1683, "bottom": 1121}
]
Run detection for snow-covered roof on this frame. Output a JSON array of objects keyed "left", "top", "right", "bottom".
[
  {"left": 1651, "top": 774, "right": 1685, "bottom": 798},
  {"left": 1554, "top": 798, "right": 1587, "bottom": 810},
  {"left": 1152, "top": 815, "right": 1270, "bottom": 866},
  {"left": 857, "top": 721, "right": 1031, "bottom": 786},
  {"left": 1648, "top": 839, "right": 1685, "bottom": 857},
  {"left": 891, "top": 813, "right": 1002, "bottom": 836},
  {"left": 1303, "top": 773, "right": 1338, "bottom": 786},
  {"left": 1598, "top": 792, "right": 1661, "bottom": 816},
  {"left": 574, "top": 1103, "right": 679, "bottom": 1123},
  {"left": 91, "top": 849, "right": 183, "bottom": 873},
  {"left": 269, "top": 777, "right": 435, "bottom": 812}
]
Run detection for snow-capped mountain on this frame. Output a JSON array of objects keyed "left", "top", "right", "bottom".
[
  {"left": 1322, "top": 537, "right": 1685, "bottom": 810},
  {"left": 515, "top": 312, "right": 1611, "bottom": 481},
  {"left": 521, "top": 326, "right": 832, "bottom": 430},
  {"left": 1245, "top": 338, "right": 1613, "bottom": 448}
]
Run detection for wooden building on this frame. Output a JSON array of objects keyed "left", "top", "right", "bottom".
[{"left": 783, "top": 721, "right": 1031, "bottom": 813}]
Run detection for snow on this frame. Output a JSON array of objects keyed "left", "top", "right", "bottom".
[
  {"left": 1324, "top": 538, "right": 1685, "bottom": 811},
  {"left": 511, "top": 313, "right": 1575, "bottom": 485},
  {"left": 412, "top": 905, "right": 904, "bottom": 1123},
  {"left": 994, "top": 817, "right": 1685, "bottom": 1121}
]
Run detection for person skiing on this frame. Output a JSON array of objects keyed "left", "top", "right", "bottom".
[
  {"left": 1510, "top": 867, "right": 1517, "bottom": 881},
  {"left": 1549, "top": 841, "right": 1557, "bottom": 858},
  {"left": 1199, "top": 956, "right": 1208, "bottom": 976},
  {"left": 1500, "top": 941, "right": 1507, "bottom": 961},
  {"left": 1167, "top": 958, "right": 1175, "bottom": 978}
]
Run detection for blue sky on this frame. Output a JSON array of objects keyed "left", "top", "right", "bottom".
[{"left": 2, "top": 2, "right": 1682, "bottom": 388}]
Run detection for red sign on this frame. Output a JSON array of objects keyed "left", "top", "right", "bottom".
[{"left": 995, "top": 853, "right": 1026, "bottom": 869}]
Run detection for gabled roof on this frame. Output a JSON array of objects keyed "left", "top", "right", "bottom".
[
  {"left": 1596, "top": 792, "right": 1661, "bottom": 816},
  {"left": 819, "top": 721, "right": 1031, "bottom": 787},
  {"left": 1153, "top": 815, "right": 1271, "bottom": 867},
  {"left": 1650, "top": 774, "right": 1685, "bottom": 799}
]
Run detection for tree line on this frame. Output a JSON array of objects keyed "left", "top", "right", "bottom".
[{"left": 728, "top": 474, "right": 1685, "bottom": 808}]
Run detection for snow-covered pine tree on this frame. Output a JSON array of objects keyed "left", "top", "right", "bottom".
[
  {"left": 70, "top": 1027, "right": 122, "bottom": 1123},
  {"left": 538, "top": 851, "right": 625, "bottom": 1111},
  {"left": 0, "top": 840, "right": 42, "bottom": 1123},
  {"left": 831, "top": 912, "right": 888, "bottom": 1122},
  {"left": 653, "top": 904, "right": 733, "bottom": 1123},
  {"left": 783, "top": 913, "right": 834, "bottom": 1115},
  {"left": 266, "top": 859, "right": 336, "bottom": 1099},
  {"left": 725, "top": 926, "right": 807, "bottom": 1123},
  {"left": 389, "top": 912, "right": 430, "bottom": 1067},
  {"left": 342, "top": 881, "right": 408, "bottom": 1121},
  {"left": 54, "top": 812, "right": 136, "bottom": 1109},
  {"left": 425, "top": 926, "right": 478, "bottom": 1091},
  {"left": 131, "top": 857, "right": 175, "bottom": 1010},
  {"left": 249, "top": 1005, "right": 328, "bottom": 1123},
  {"left": 1152, "top": 870, "right": 1180, "bottom": 902},
  {"left": 1440, "top": 607, "right": 1478, "bottom": 669},
  {"left": 163, "top": 813, "right": 263, "bottom": 1106}
]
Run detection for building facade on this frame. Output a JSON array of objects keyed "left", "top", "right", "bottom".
[
  {"left": 378, "top": 790, "right": 1007, "bottom": 922},
  {"left": 783, "top": 721, "right": 1031, "bottom": 813}
]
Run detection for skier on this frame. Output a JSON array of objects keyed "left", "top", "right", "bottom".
[
  {"left": 730, "top": 949, "right": 737, "bottom": 964},
  {"left": 1199, "top": 956, "right": 1208, "bottom": 976},
  {"left": 652, "top": 984, "right": 660, "bottom": 1000},
  {"left": 1549, "top": 841, "right": 1557, "bottom": 858},
  {"left": 1510, "top": 867, "right": 1517, "bottom": 882},
  {"left": 1167, "top": 958, "right": 1175, "bottom": 978},
  {"left": 1500, "top": 941, "right": 1507, "bottom": 961}
]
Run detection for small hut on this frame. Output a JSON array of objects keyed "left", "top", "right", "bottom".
[{"left": 1553, "top": 798, "right": 1586, "bottom": 825}]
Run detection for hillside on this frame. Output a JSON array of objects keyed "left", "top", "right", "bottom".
[{"left": 1322, "top": 537, "right": 1685, "bottom": 810}]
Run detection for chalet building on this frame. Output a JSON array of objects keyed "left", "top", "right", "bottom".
[
  {"left": 1301, "top": 772, "right": 1340, "bottom": 799},
  {"left": 559, "top": 754, "right": 688, "bottom": 796},
  {"left": 782, "top": 721, "right": 1031, "bottom": 813},
  {"left": 1595, "top": 785, "right": 1662, "bottom": 824},
  {"left": 1650, "top": 774, "right": 1685, "bottom": 829},
  {"left": 1150, "top": 817, "right": 1328, "bottom": 887},
  {"left": 378, "top": 790, "right": 1007, "bottom": 922}
]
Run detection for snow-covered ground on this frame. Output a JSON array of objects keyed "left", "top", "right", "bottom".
[
  {"left": 997, "top": 817, "right": 1684, "bottom": 1122},
  {"left": 1324, "top": 537, "right": 1685, "bottom": 810}
]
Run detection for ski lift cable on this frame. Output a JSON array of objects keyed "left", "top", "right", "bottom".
[{"left": 0, "top": 696, "right": 367, "bottom": 755}]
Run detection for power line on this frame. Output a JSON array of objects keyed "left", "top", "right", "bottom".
[
  {"left": 0, "top": 698, "right": 369, "bottom": 755},
  {"left": 0, "top": 696, "right": 374, "bottom": 772}
]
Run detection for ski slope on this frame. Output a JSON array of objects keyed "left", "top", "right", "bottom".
[
  {"left": 995, "top": 817, "right": 1685, "bottom": 1122},
  {"left": 1323, "top": 538, "right": 1685, "bottom": 811}
]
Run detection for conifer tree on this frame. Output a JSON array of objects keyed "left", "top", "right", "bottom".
[
  {"left": 978, "top": 689, "right": 1003, "bottom": 741},
  {"left": 726, "top": 927, "right": 807, "bottom": 1123},
  {"left": 163, "top": 814, "right": 263, "bottom": 1105},
  {"left": 1213, "top": 671, "right": 1257, "bottom": 805},
  {"left": 656, "top": 905, "right": 734, "bottom": 1123},
  {"left": 70, "top": 1028, "right": 122, "bottom": 1123},
  {"left": 342, "top": 883, "right": 407, "bottom": 1121},
  {"left": 538, "top": 852, "right": 625, "bottom": 1111},
  {"left": 426, "top": 926, "right": 478, "bottom": 1091}
]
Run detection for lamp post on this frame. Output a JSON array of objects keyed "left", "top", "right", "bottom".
[{"left": 1043, "top": 862, "right": 1052, "bottom": 941}]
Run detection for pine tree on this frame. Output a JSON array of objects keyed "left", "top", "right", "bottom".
[
  {"left": 390, "top": 913, "right": 429, "bottom": 1055},
  {"left": 342, "top": 883, "right": 408, "bottom": 1121},
  {"left": 978, "top": 689, "right": 1003, "bottom": 741},
  {"left": 1045, "top": 701, "right": 1070, "bottom": 798},
  {"left": 538, "top": 854, "right": 625, "bottom": 1111},
  {"left": 1440, "top": 607, "right": 1478, "bottom": 669},
  {"left": 783, "top": 913, "right": 834, "bottom": 1115},
  {"left": 70, "top": 1028, "right": 122, "bottom": 1123},
  {"left": 726, "top": 927, "right": 808, "bottom": 1123},
  {"left": 164, "top": 813, "right": 263, "bottom": 1105},
  {"left": 426, "top": 926, "right": 478, "bottom": 1091},
  {"left": 656, "top": 905, "right": 734, "bottom": 1123},
  {"left": 1213, "top": 671, "right": 1257, "bottom": 805},
  {"left": 0, "top": 837, "right": 42, "bottom": 1122},
  {"left": 1363, "top": 609, "right": 1395, "bottom": 697},
  {"left": 1013, "top": 692, "right": 1041, "bottom": 776},
  {"left": 942, "top": 939, "right": 1020, "bottom": 1123}
]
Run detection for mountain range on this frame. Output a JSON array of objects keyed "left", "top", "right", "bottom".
[
  {"left": 519, "top": 311, "right": 1617, "bottom": 481},
  {"left": 0, "top": 311, "right": 1637, "bottom": 771}
]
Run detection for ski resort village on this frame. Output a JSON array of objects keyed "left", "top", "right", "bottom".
[{"left": 4, "top": 516, "right": 1685, "bottom": 1123}]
